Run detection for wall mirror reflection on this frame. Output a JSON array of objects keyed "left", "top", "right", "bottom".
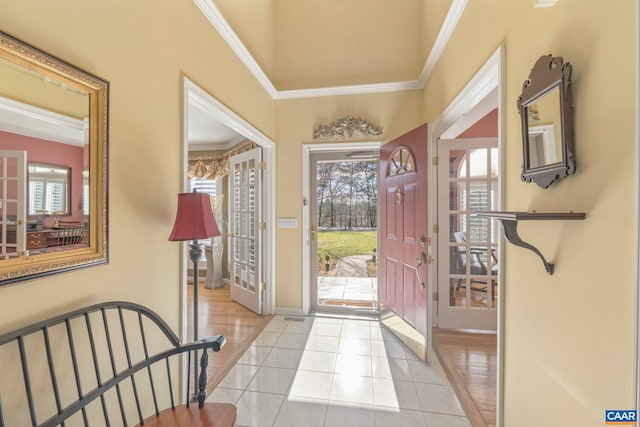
[
  {"left": 28, "top": 163, "right": 72, "bottom": 217},
  {"left": 518, "top": 54, "right": 574, "bottom": 188},
  {"left": 0, "top": 30, "right": 108, "bottom": 284}
]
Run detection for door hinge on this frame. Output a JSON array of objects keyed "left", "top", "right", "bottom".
[
  {"left": 258, "top": 161, "right": 266, "bottom": 170},
  {"left": 433, "top": 224, "right": 439, "bottom": 233},
  {"left": 432, "top": 156, "right": 439, "bottom": 166},
  {"left": 259, "top": 282, "right": 266, "bottom": 291},
  {"left": 433, "top": 291, "right": 439, "bottom": 301},
  {"left": 259, "top": 221, "right": 266, "bottom": 230}
]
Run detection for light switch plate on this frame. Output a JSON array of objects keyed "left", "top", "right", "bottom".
[{"left": 277, "top": 218, "right": 298, "bottom": 228}]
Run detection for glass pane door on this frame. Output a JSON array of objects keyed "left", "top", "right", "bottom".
[
  {"left": 230, "top": 148, "right": 262, "bottom": 314},
  {"left": 437, "top": 138, "right": 499, "bottom": 330}
]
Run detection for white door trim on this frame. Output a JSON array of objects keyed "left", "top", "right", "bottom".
[
  {"left": 430, "top": 45, "right": 505, "bottom": 426},
  {"left": 181, "top": 77, "right": 277, "bottom": 337},
  {"left": 301, "top": 141, "right": 382, "bottom": 315}
]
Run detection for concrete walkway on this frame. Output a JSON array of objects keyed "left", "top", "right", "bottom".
[
  {"left": 318, "top": 255, "right": 377, "bottom": 305},
  {"left": 332, "top": 254, "right": 370, "bottom": 277}
]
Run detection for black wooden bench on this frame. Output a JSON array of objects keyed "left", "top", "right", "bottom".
[{"left": 0, "top": 301, "right": 237, "bottom": 426}]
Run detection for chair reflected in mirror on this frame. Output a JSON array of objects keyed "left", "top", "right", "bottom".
[
  {"left": 54, "top": 221, "right": 85, "bottom": 248},
  {"left": 452, "top": 231, "right": 497, "bottom": 305}
]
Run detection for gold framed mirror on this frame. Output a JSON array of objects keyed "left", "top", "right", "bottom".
[{"left": 0, "top": 30, "right": 108, "bottom": 285}]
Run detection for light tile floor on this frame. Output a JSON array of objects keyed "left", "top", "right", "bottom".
[
  {"left": 317, "top": 277, "right": 377, "bottom": 304},
  {"left": 208, "top": 315, "right": 471, "bottom": 427}
]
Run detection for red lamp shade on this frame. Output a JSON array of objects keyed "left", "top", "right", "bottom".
[{"left": 168, "top": 192, "right": 221, "bottom": 241}]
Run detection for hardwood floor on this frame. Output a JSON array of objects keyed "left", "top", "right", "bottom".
[
  {"left": 186, "top": 283, "right": 271, "bottom": 394},
  {"left": 432, "top": 328, "right": 497, "bottom": 427}
]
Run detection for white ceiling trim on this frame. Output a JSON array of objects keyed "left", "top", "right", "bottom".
[
  {"left": 0, "top": 96, "right": 87, "bottom": 147},
  {"left": 417, "top": 0, "right": 468, "bottom": 88},
  {"left": 433, "top": 45, "right": 502, "bottom": 137},
  {"left": 193, "top": 0, "right": 468, "bottom": 100},
  {"left": 192, "top": 0, "right": 279, "bottom": 98}
]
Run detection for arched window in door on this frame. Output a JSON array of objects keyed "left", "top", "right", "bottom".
[
  {"left": 387, "top": 146, "right": 415, "bottom": 176},
  {"left": 456, "top": 148, "right": 499, "bottom": 246}
]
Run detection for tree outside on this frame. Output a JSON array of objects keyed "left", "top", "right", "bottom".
[{"left": 316, "top": 160, "right": 377, "bottom": 276}]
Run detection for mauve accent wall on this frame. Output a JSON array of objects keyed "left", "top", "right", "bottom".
[
  {"left": 457, "top": 108, "right": 498, "bottom": 138},
  {"left": 0, "top": 130, "right": 85, "bottom": 223}
]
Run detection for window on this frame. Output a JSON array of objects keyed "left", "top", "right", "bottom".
[
  {"left": 190, "top": 177, "right": 220, "bottom": 245},
  {"left": 190, "top": 177, "right": 217, "bottom": 196},
  {"left": 387, "top": 147, "right": 415, "bottom": 176},
  {"left": 28, "top": 164, "right": 70, "bottom": 215},
  {"left": 83, "top": 170, "right": 89, "bottom": 216}
]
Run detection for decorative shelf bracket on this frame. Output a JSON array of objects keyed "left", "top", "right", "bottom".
[{"left": 476, "top": 211, "right": 585, "bottom": 275}]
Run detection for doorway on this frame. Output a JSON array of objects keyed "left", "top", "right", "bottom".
[
  {"left": 430, "top": 46, "right": 503, "bottom": 427},
  {"left": 302, "top": 142, "right": 381, "bottom": 315},
  {"left": 181, "top": 77, "right": 276, "bottom": 332},
  {"left": 309, "top": 151, "right": 379, "bottom": 314}
]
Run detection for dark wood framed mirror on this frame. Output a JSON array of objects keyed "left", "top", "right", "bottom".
[
  {"left": 518, "top": 54, "right": 574, "bottom": 188},
  {"left": 0, "top": 30, "right": 108, "bottom": 284}
]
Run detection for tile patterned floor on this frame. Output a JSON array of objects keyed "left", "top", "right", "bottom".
[
  {"left": 207, "top": 315, "right": 471, "bottom": 427},
  {"left": 317, "top": 277, "right": 377, "bottom": 304}
]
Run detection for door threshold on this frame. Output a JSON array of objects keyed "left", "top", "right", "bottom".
[
  {"left": 319, "top": 299, "right": 377, "bottom": 309},
  {"left": 311, "top": 309, "right": 380, "bottom": 322}
]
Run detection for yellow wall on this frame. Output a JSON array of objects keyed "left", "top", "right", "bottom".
[
  {"left": 0, "top": 0, "right": 637, "bottom": 425},
  {"left": 274, "top": 92, "right": 424, "bottom": 308},
  {"left": 0, "top": 0, "right": 274, "bottom": 339},
  {"left": 0, "top": 58, "right": 88, "bottom": 119},
  {"left": 423, "top": 1, "right": 636, "bottom": 425}
]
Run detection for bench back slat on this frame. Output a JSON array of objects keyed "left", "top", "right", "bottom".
[
  {"left": 17, "top": 336, "right": 37, "bottom": 427},
  {"left": 83, "top": 313, "right": 110, "bottom": 425},
  {"left": 118, "top": 307, "right": 145, "bottom": 425},
  {"left": 42, "top": 328, "right": 65, "bottom": 427},
  {"left": 139, "top": 311, "right": 161, "bottom": 417},
  {"left": 101, "top": 307, "right": 129, "bottom": 426},
  {"left": 63, "top": 319, "right": 89, "bottom": 427}
]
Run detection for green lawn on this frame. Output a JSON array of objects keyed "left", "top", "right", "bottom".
[{"left": 317, "top": 230, "right": 377, "bottom": 264}]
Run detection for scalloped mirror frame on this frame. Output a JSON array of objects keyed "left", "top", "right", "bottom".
[
  {"left": 0, "top": 31, "right": 108, "bottom": 284},
  {"left": 518, "top": 54, "right": 575, "bottom": 189}
]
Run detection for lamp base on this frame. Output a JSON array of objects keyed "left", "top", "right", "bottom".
[{"left": 189, "top": 241, "right": 204, "bottom": 403}]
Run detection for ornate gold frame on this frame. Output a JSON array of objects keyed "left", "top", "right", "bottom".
[{"left": 0, "top": 31, "right": 108, "bottom": 284}]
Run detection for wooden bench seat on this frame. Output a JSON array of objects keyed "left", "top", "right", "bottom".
[{"left": 137, "top": 403, "right": 237, "bottom": 427}]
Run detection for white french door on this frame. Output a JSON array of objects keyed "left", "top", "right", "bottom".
[
  {"left": 0, "top": 150, "right": 26, "bottom": 259},
  {"left": 437, "top": 138, "right": 499, "bottom": 330},
  {"left": 229, "top": 148, "right": 263, "bottom": 314}
]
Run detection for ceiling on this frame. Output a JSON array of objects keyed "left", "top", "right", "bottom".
[
  {"left": 189, "top": 0, "right": 463, "bottom": 149},
  {"left": 188, "top": 100, "right": 245, "bottom": 151}
]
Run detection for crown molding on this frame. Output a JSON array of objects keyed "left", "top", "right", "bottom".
[
  {"left": 0, "top": 96, "right": 87, "bottom": 146},
  {"left": 194, "top": 0, "right": 468, "bottom": 100},
  {"left": 192, "top": 0, "right": 278, "bottom": 98},
  {"left": 417, "top": 0, "right": 468, "bottom": 88}
]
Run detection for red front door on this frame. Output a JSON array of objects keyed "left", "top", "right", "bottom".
[{"left": 379, "top": 124, "right": 429, "bottom": 337}]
